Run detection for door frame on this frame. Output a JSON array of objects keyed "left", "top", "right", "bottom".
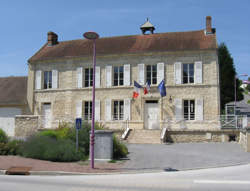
[{"left": 144, "top": 99, "right": 160, "bottom": 129}]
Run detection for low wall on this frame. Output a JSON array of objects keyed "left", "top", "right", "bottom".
[
  {"left": 165, "top": 129, "right": 240, "bottom": 143},
  {"left": 239, "top": 129, "right": 250, "bottom": 152},
  {"left": 15, "top": 115, "right": 39, "bottom": 137}
]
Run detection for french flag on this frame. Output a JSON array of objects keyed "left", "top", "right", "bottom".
[
  {"left": 144, "top": 81, "right": 150, "bottom": 95},
  {"left": 133, "top": 81, "right": 142, "bottom": 98}
]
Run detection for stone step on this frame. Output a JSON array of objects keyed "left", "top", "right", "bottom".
[{"left": 126, "top": 129, "right": 162, "bottom": 144}]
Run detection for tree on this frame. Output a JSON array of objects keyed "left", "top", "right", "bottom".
[
  {"left": 218, "top": 43, "right": 243, "bottom": 112},
  {"left": 246, "top": 77, "right": 250, "bottom": 92}
]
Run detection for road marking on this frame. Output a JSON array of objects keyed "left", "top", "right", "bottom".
[{"left": 194, "top": 180, "right": 250, "bottom": 185}]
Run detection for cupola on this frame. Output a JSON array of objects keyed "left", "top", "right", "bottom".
[{"left": 140, "top": 18, "right": 155, "bottom": 35}]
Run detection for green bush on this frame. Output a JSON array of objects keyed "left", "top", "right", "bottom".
[
  {"left": 0, "top": 129, "right": 8, "bottom": 143},
  {"left": 113, "top": 136, "right": 128, "bottom": 159},
  {"left": 0, "top": 139, "right": 23, "bottom": 155},
  {"left": 20, "top": 135, "right": 83, "bottom": 162}
]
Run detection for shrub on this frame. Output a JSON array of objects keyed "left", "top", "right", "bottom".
[
  {"left": 20, "top": 135, "right": 83, "bottom": 162},
  {"left": 0, "top": 139, "right": 23, "bottom": 155},
  {"left": 0, "top": 129, "right": 8, "bottom": 143},
  {"left": 113, "top": 136, "right": 128, "bottom": 159}
]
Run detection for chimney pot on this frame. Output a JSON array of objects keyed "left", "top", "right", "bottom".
[
  {"left": 206, "top": 16, "right": 212, "bottom": 34},
  {"left": 47, "top": 31, "right": 58, "bottom": 46}
]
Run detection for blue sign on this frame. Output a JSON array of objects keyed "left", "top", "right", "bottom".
[{"left": 75, "top": 118, "right": 82, "bottom": 130}]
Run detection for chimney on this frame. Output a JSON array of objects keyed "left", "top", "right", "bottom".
[
  {"left": 47, "top": 31, "right": 58, "bottom": 46},
  {"left": 206, "top": 16, "right": 212, "bottom": 34}
]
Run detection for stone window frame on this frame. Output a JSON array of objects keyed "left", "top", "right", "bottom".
[
  {"left": 182, "top": 63, "right": 194, "bottom": 84},
  {"left": 113, "top": 66, "right": 124, "bottom": 86},
  {"left": 183, "top": 99, "right": 195, "bottom": 120},
  {"left": 146, "top": 64, "right": 157, "bottom": 85},
  {"left": 84, "top": 68, "right": 93, "bottom": 87},
  {"left": 84, "top": 101, "right": 92, "bottom": 121},
  {"left": 43, "top": 71, "right": 52, "bottom": 89},
  {"left": 112, "top": 100, "right": 124, "bottom": 121}
]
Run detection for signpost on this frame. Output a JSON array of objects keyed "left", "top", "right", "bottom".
[{"left": 75, "top": 118, "right": 82, "bottom": 151}]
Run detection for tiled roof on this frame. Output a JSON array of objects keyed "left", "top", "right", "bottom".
[
  {"left": 28, "top": 30, "right": 217, "bottom": 63},
  {"left": 0, "top": 76, "right": 27, "bottom": 105}
]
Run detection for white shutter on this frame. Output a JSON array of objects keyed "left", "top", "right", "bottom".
[
  {"left": 124, "top": 64, "right": 130, "bottom": 86},
  {"left": 95, "top": 66, "right": 100, "bottom": 88},
  {"left": 95, "top": 100, "right": 100, "bottom": 121},
  {"left": 106, "top": 66, "right": 112, "bottom": 87},
  {"left": 76, "top": 101, "right": 82, "bottom": 118},
  {"left": 35, "top": 70, "right": 42, "bottom": 90},
  {"left": 124, "top": 98, "right": 131, "bottom": 120},
  {"left": 195, "top": 61, "right": 202, "bottom": 84},
  {"left": 105, "top": 99, "right": 112, "bottom": 121},
  {"left": 174, "top": 98, "right": 183, "bottom": 121},
  {"left": 157, "top": 62, "right": 165, "bottom": 84},
  {"left": 52, "top": 70, "right": 58, "bottom": 89},
  {"left": 195, "top": 99, "right": 203, "bottom": 121},
  {"left": 138, "top": 63, "right": 145, "bottom": 85},
  {"left": 174, "top": 62, "right": 182, "bottom": 84},
  {"left": 76, "top": 67, "right": 82, "bottom": 88}
]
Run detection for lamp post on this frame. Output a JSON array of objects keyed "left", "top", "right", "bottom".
[
  {"left": 234, "top": 74, "right": 248, "bottom": 115},
  {"left": 83, "top": 31, "right": 99, "bottom": 169}
]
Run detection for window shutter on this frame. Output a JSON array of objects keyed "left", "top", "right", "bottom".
[
  {"left": 138, "top": 63, "right": 145, "bottom": 85},
  {"left": 76, "top": 101, "right": 82, "bottom": 118},
  {"left": 174, "top": 62, "right": 182, "bottom": 84},
  {"left": 105, "top": 99, "right": 112, "bottom": 121},
  {"left": 157, "top": 62, "right": 165, "bottom": 84},
  {"left": 124, "top": 98, "right": 131, "bottom": 120},
  {"left": 95, "top": 100, "right": 100, "bottom": 121},
  {"left": 76, "top": 67, "right": 82, "bottom": 88},
  {"left": 106, "top": 66, "right": 112, "bottom": 87},
  {"left": 195, "top": 61, "right": 202, "bottom": 84},
  {"left": 124, "top": 64, "right": 130, "bottom": 86},
  {"left": 52, "top": 70, "right": 58, "bottom": 89},
  {"left": 174, "top": 98, "right": 183, "bottom": 121},
  {"left": 35, "top": 70, "right": 42, "bottom": 90},
  {"left": 95, "top": 66, "right": 100, "bottom": 88},
  {"left": 195, "top": 99, "right": 203, "bottom": 121}
]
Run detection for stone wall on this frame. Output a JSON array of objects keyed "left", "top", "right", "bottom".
[
  {"left": 165, "top": 129, "right": 240, "bottom": 143},
  {"left": 15, "top": 115, "right": 39, "bottom": 137},
  {"left": 239, "top": 129, "right": 250, "bottom": 152}
]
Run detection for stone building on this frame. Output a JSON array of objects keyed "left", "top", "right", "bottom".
[{"left": 26, "top": 16, "right": 225, "bottom": 142}]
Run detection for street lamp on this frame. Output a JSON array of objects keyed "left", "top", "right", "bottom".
[
  {"left": 83, "top": 31, "right": 99, "bottom": 169},
  {"left": 234, "top": 74, "right": 248, "bottom": 115}
]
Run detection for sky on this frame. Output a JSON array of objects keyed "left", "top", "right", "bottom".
[{"left": 0, "top": 0, "right": 249, "bottom": 77}]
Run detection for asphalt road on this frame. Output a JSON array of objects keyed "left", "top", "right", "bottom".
[
  {"left": 1, "top": 164, "right": 250, "bottom": 191},
  {"left": 123, "top": 142, "right": 250, "bottom": 171}
]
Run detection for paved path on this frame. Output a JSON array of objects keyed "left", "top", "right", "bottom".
[{"left": 123, "top": 142, "right": 250, "bottom": 171}]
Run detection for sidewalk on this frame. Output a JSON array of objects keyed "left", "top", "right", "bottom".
[{"left": 0, "top": 156, "right": 123, "bottom": 175}]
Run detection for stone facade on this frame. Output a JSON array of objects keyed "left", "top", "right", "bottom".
[
  {"left": 15, "top": 115, "right": 39, "bottom": 137},
  {"left": 239, "top": 129, "right": 250, "bottom": 152}
]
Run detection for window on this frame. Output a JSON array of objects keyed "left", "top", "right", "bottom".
[
  {"left": 84, "top": 101, "right": 92, "bottom": 120},
  {"left": 146, "top": 65, "right": 157, "bottom": 85},
  {"left": 183, "top": 100, "right": 195, "bottom": 120},
  {"left": 113, "top": 100, "right": 124, "bottom": 120},
  {"left": 85, "top": 68, "right": 93, "bottom": 87},
  {"left": 183, "top": 63, "right": 194, "bottom": 84},
  {"left": 43, "top": 71, "right": 52, "bottom": 89},
  {"left": 113, "top": 66, "right": 123, "bottom": 86}
]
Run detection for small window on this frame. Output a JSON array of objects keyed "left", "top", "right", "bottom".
[
  {"left": 84, "top": 101, "right": 92, "bottom": 120},
  {"left": 113, "top": 100, "right": 124, "bottom": 120},
  {"left": 183, "top": 63, "right": 194, "bottom": 84},
  {"left": 183, "top": 100, "right": 195, "bottom": 120},
  {"left": 85, "top": 68, "right": 93, "bottom": 87},
  {"left": 146, "top": 65, "right": 157, "bottom": 85},
  {"left": 43, "top": 71, "right": 52, "bottom": 89},
  {"left": 113, "top": 66, "right": 124, "bottom": 86}
]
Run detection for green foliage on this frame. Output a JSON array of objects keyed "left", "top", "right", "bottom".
[
  {"left": 247, "top": 100, "right": 250, "bottom": 104},
  {"left": 20, "top": 135, "right": 83, "bottom": 162},
  {"left": 246, "top": 77, "right": 250, "bottom": 92},
  {"left": 0, "top": 140, "right": 23, "bottom": 155},
  {"left": 0, "top": 129, "right": 8, "bottom": 143},
  {"left": 113, "top": 136, "right": 128, "bottom": 159},
  {"left": 218, "top": 43, "right": 244, "bottom": 112}
]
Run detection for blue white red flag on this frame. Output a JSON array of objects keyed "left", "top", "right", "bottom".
[
  {"left": 133, "top": 81, "right": 142, "bottom": 98},
  {"left": 158, "top": 79, "right": 166, "bottom": 97},
  {"left": 144, "top": 81, "right": 151, "bottom": 95}
]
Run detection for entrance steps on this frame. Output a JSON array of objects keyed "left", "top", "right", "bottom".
[{"left": 126, "top": 129, "right": 162, "bottom": 144}]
